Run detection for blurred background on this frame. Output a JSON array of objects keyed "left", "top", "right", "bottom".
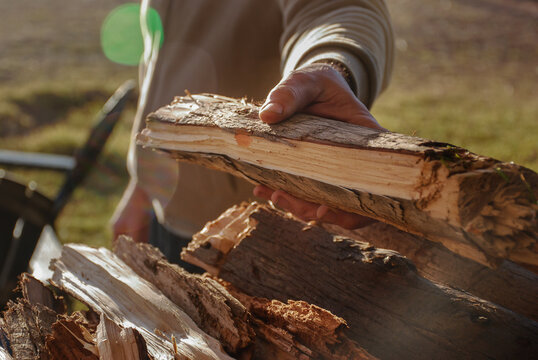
[{"left": 0, "top": 0, "right": 536, "bottom": 249}]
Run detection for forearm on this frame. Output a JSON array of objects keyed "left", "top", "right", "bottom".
[{"left": 278, "top": 0, "right": 394, "bottom": 107}]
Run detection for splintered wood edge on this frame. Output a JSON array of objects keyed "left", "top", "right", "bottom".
[
  {"left": 50, "top": 244, "right": 233, "bottom": 360},
  {"left": 182, "top": 202, "right": 261, "bottom": 273}
]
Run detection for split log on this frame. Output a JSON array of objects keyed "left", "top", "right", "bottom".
[
  {"left": 1, "top": 299, "right": 57, "bottom": 359},
  {"left": 96, "top": 314, "right": 149, "bottom": 360},
  {"left": 138, "top": 94, "right": 538, "bottom": 268},
  {"left": 219, "top": 280, "right": 375, "bottom": 360},
  {"left": 19, "top": 273, "right": 65, "bottom": 315},
  {"left": 50, "top": 244, "right": 233, "bottom": 360},
  {"left": 113, "top": 235, "right": 254, "bottom": 355},
  {"left": 184, "top": 202, "right": 538, "bottom": 360},
  {"left": 45, "top": 313, "right": 99, "bottom": 360},
  {"left": 114, "top": 235, "right": 373, "bottom": 359},
  {"left": 323, "top": 222, "right": 538, "bottom": 321}
]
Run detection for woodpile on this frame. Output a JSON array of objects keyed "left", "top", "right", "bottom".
[{"left": 1, "top": 94, "right": 537, "bottom": 359}]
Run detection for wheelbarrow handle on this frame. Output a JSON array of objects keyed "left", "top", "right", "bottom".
[{"left": 51, "top": 80, "right": 136, "bottom": 220}]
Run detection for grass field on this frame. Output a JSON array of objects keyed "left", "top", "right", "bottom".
[{"left": 0, "top": 0, "right": 536, "bottom": 248}]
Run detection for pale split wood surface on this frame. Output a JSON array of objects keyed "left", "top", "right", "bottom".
[
  {"left": 138, "top": 94, "right": 538, "bottom": 268},
  {"left": 113, "top": 235, "right": 254, "bottom": 355},
  {"left": 50, "top": 243, "right": 233, "bottom": 360}
]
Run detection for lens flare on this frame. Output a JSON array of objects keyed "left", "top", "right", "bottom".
[{"left": 100, "top": 3, "right": 164, "bottom": 65}]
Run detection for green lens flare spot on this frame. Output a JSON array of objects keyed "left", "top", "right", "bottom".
[{"left": 101, "top": 3, "right": 164, "bottom": 66}]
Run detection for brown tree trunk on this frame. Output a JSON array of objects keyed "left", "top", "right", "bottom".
[
  {"left": 184, "top": 202, "right": 538, "bottom": 360},
  {"left": 139, "top": 94, "right": 538, "bottom": 268}
]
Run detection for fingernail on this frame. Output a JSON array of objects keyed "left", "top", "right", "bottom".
[{"left": 260, "top": 102, "right": 283, "bottom": 115}]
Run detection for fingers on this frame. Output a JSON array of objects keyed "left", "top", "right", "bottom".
[
  {"left": 317, "top": 205, "right": 374, "bottom": 229},
  {"left": 270, "top": 190, "right": 319, "bottom": 221},
  {"left": 253, "top": 184, "right": 273, "bottom": 200},
  {"left": 259, "top": 70, "right": 322, "bottom": 124},
  {"left": 252, "top": 185, "right": 374, "bottom": 229}
]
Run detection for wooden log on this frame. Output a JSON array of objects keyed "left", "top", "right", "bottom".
[
  {"left": 114, "top": 235, "right": 373, "bottom": 359},
  {"left": 1, "top": 299, "right": 57, "bottom": 360},
  {"left": 184, "top": 202, "right": 538, "bottom": 360},
  {"left": 19, "top": 273, "right": 65, "bottom": 315},
  {"left": 50, "top": 244, "right": 233, "bottom": 360},
  {"left": 218, "top": 279, "right": 375, "bottom": 360},
  {"left": 96, "top": 314, "right": 149, "bottom": 360},
  {"left": 45, "top": 313, "right": 99, "bottom": 360},
  {"left": 138, "top": 94, "right": 538, "bottom": 268},
  {"left": 323, "top": 222, "right": 538, "bottom": 321},
  {"left": 113, "top": 235, "right": 254, "bottom": 355}
]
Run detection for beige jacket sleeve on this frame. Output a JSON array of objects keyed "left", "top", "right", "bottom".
[{"left": 278, "top": 0, "right": 394, "bottom": 108}]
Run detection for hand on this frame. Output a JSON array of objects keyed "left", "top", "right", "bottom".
[
  {"left": 259, "top": 63, "right": 384, "bottom": 129},
  {"left": 110, "top": 181, "right": 152, "bottom": 243},
  {"left": 256, "top": 63, "right": 382, "bottom": 229}
]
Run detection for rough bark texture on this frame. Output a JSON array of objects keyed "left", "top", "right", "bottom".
[
  {"left": 219, "top": 280, "right": 375, "bottom": 360},
  {"left": 1, "top": 299, "right": 57, "bottom": 360},
  {"left": 323, "top": 222, "right": 538, "bottom": 321},
  {"left": 139, "top": 94, "right": 538, "bottom": 268},
  {"left": 50, "top": 244, "right": 233, "bottom": 360},
  {"left": 113, "top": 235, "right": 254, "bottom": 355},
  {"left": 185, "top": 202, "right": 538, "bottom": 360},
  {"left": 45, "top": 313, "right": 98, "bottom": 360}
]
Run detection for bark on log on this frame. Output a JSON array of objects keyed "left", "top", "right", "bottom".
[
  {"left": 219, "top": 280, "right": 375, "bottom": 360},
  {"left": 184, "top": 202, "right": 538, "bottom": 360},
  {"left": 323, "top": 222, "right": 538, "bottom": 321},
  {"left": 113, "top": 235, "right": 254, "bottom": 355},
  {"left": 1, "top": 299, "right": 57, "bottom": 360},
  {"left": 45, "top": 313, "right": 99, "bottom": 360},
  {"left": 50, "top": 244, "right": 233, "bottom": 360},
  {"left": 115, "top": 235, "right": 374, "bottom": 359},
  {"left": 138, "top": 94, "right": 538, "bottom": 268}
]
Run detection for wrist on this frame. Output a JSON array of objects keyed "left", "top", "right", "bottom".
[{"left": 312, "top": 59, "right": 357, "bottom": 94}]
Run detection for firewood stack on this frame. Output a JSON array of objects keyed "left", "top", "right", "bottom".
[{"left": 1, "top": 94, "right": 537, "bottom": 359}]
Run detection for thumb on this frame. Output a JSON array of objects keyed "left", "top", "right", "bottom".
[{"left": 259, "top": 72, "right": 321, "bottom": 124}]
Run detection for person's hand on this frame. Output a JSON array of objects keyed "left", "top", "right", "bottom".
[
  {"left": 255, "top": 63, "right": 381, "bottom": 229},
  {"left": 110, "top": 181, "right": 152, "bottom": 243},
  {"left": 259, "top": 63, "right": 384, "bottom": 129}
]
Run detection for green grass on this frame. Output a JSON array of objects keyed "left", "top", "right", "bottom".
[
  {"left": 1, "top": 84, "right": 135, "bottom": 248},
  {"left": 373, "top": 85, "right": 538, "bottom": 170}
]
